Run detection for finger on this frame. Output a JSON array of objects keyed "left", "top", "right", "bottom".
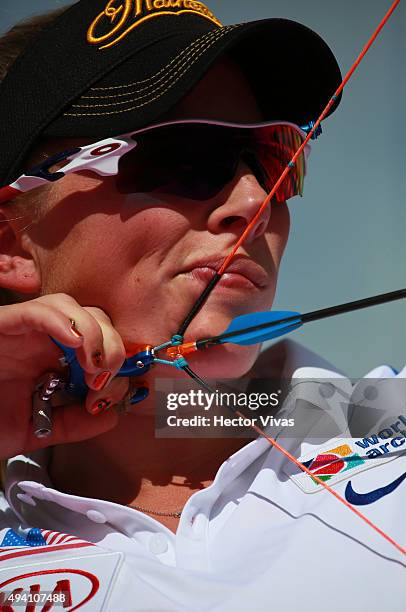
[
  {"left": 82, "top": 307, "right": 126, "bottom": 391},
  {"left": 29, "top": 399, "right": 119, "bottom": 449},
  {"left": 0, "top": 301, "right": 84, "bottom": 349},
  {"left": 85, "top": 377, "right": 129, "bottom": 415},
  {"left": 36, "top": 295, "right": 106, "bottom": 376},
  {"left": 26, "top": 378, "right": 129, "bottom": 449}
]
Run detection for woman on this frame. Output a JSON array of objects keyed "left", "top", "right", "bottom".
[{"left": 0, "top": 2, "right": 404, "bottom": 611}]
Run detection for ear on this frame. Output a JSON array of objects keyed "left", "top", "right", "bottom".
[{"left": 0, "top": 208, "right": 41, "bottom": 294}]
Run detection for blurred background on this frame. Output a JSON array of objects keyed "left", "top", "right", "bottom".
[{"left": 0, "top": 1, "right": 404, "bottom": 376}]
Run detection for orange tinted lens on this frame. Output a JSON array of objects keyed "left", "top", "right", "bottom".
[{"left": 253, "top": 125, "right": 306, "bottom": 202}]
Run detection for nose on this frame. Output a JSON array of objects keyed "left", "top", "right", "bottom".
[{"left": 207, "top": 160, "right": 271, "bottom": 243}]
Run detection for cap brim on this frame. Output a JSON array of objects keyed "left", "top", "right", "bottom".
[{"left": 45, "top": 18, "right": 342, "bottom": 138}]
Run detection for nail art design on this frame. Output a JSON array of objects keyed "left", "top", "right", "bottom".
[
  {"left": 70, "top": 319, "right": 83, "bottom": 339},
  {"left": 88, "top": 399, "right": 112, "bottom": 416},
  {"left": 92, "top": 371, "right": 112, "bottom": 391}
]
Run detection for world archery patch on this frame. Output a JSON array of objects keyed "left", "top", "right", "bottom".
[
  {"left": 87, "top": 0, "right": 223, "bottom": 50},
  {"left": 283, "top": 438, "right": 400, "bottom": 493}
]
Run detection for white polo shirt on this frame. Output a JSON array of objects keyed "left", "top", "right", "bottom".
[{"left": 0, "top": 363, "right": 405, "bottom": 611}]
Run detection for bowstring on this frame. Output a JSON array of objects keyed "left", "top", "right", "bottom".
[
  {"left": 177, "top": 0, "right": 401, "bottom": 339},
  {"left": 173, "top": 0, "right": 404, "bottom": 555}
]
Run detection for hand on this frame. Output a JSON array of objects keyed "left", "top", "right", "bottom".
[{"left": 0, "top": 294, "right": 129, "bottom": 460}]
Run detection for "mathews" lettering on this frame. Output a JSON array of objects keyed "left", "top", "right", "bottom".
[{"left": 87, "top": 0, "right": 223, "bottom": 49}]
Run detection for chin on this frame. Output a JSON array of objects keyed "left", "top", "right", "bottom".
[
  {"left": 185, "top": 343, "right": 260, "bottom": 380},
  {"left": 175, "top": 301, "right": 265, "bottom": 379}
]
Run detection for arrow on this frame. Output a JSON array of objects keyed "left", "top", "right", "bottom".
[{"left": 167, "top": 289, "right": 406, "bottom": 356}]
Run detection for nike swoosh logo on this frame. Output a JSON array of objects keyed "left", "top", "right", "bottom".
[{"left": 345, "top": 472, "right": 406, "bottom": 505}]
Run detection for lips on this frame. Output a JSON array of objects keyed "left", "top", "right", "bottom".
[{"left": 180, "top": 256, "right": 270, "bottom": 290}]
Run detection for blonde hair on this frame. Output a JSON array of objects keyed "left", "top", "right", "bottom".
[{"left": 0, "top": 6, "right": 70, "bottom": 489}]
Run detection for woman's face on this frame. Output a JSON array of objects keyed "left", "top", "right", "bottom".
[{"left": 28, "top": 56, "right": 291, "bottom": 378}]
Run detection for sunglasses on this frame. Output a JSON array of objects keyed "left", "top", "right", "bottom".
[{"left": 0, "top": 119, "right": 312, "bottom": 205}]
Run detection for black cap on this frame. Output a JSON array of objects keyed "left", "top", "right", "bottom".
[{"left": 0, "top": 0, "right": 342, "bottom": 186}]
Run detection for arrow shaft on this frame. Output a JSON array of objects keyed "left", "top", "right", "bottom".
[
  {"left": 196, "top": 289, "right": 406, "bottom": 349},
  {"left": 302, "top": 288, "right": 406, "bottom": 325}
]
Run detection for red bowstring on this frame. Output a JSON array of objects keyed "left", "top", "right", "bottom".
[
  {"left": 225, "top": 0, "right": 403, "bottom": 556},
  {"left": 219, "top": 0, "right": 400, "bottom": 275}
]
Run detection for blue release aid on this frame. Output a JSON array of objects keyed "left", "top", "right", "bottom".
[
  {"left": 50, "top": 338, "right": 153, "bottom": 399},
  {"left": 220, "top": 311, "right": 302, "bottom": 346}
]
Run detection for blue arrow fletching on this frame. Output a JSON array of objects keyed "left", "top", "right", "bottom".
[{"left": 219, "top": 311, "right": 302, "bottom": 346}]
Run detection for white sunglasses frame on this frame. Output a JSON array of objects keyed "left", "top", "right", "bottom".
[{"left": 0, "top": 119, "right": 312, "bottom": 205}]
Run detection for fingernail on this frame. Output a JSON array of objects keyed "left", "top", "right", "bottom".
[
  {"left": 88, "top": 399, "right": 112, "bottom": 416},
  {"left": 92, "top": 350, "right": 103, "bottom": 368},
  {"left": 70, "top": 319, "right": 83, "bottom": 339},
  {"left": 92, "top": 371, "right": 112, "bottom": 391}
]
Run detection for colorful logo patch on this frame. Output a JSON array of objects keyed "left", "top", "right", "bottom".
[
  {"left": 88, "top": 0, "right": 223, "bottom": 50},
  {"left": 285, "top": 440, "right": 398, "bottom": 494},
  {"left": 302, "top": 443, "right": 365, "bottom": 485}
]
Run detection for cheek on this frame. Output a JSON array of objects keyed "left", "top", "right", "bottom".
[
  {"left": 39, "top": 197, "right": 189, "bottom": 300},
  {"left": 267, "top": 202, "right": 290, "bottom": 268},
  {"left": 119, "top": 194, "right": 191, "bottom": 259}
]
